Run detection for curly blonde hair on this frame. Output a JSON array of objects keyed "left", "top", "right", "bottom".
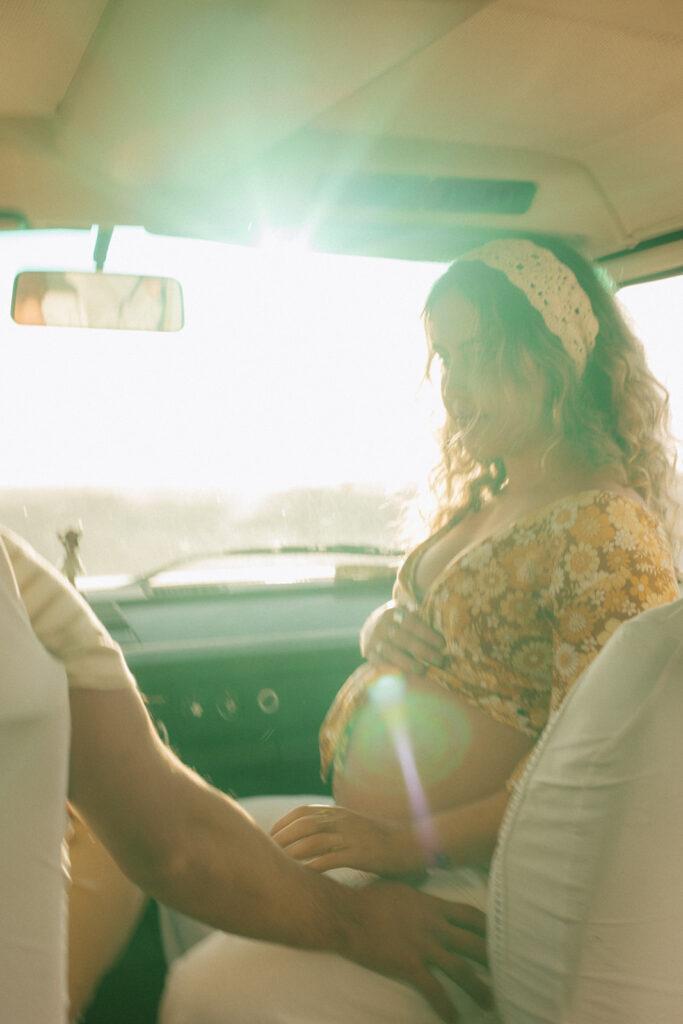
[{"left": 422, "top": 235, "right": 681, "bottom": 563}]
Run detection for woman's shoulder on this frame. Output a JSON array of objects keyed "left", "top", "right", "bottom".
[
  {"left": 538, "top": 486, "right": 657, "bottom": 536},
  {"left": 554, "top": 485, "right": 657, "bottom": 520},
  {"left": 538, "top": 487, "right": 677, "bottom": 587},
  {"left": 479, "top": 485, "right": 647, "bottom": 541},
  {"left": 585, "top": 484, "right": 646, "bottom": 509},
  {"left": 488, "top": 485, "right": 666, "bottom": 565}
]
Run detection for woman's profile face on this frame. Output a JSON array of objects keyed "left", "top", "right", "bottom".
[{"left": 427, "top": 287, "right": 549, "bottom": 460}]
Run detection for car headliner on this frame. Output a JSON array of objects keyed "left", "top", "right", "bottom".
[{"left": 1, "top": 0, "right": 682, "bottom": 276}]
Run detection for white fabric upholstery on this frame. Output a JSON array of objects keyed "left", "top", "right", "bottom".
[
  {"left": 489, "top": 597, "right": 683, "bottom": 1023},
  {"left": 159, "top": 795, "right": 496, "bottom": 1024}
]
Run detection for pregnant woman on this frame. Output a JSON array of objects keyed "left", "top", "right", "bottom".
[{"left": 160, "top": 236, "right": 680, "bottom": 1023}]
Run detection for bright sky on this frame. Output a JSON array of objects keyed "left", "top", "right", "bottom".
[
  {"left": 0, "top": 227, "right": 681, "bottom": 498},
  {"left": 618, "top": 275, "right": 683, "bottom": 448},
  {"left": 0, "top": 227, "right": 444, "bottom": 495}
]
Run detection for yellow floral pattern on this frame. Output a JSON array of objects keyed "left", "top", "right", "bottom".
[{"left": 319, "top": 491, "right": 679, "bottom": 782}]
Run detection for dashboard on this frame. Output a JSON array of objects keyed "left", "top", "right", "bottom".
[{"left": 86, "top": 573, "right": 395, "bottom": 798}]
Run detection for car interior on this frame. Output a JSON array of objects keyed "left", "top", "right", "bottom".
[{"left": 1, "top": 1, "right": 682, "bottom": 1021}]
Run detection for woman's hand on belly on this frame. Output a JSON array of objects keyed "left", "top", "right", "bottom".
[
  {"left": 361, "top": 601, "right": 446, "bottom": 676},
  {"left": 270, "top": 803, "right": 424, "bottom": 879}
]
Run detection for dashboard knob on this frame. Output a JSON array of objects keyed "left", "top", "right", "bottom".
[
  {"left": 257, "top": 688, "right": 279, "bottom": 714},
  {"left": 217, "top": 692, "right": 238, "bottom": 719}
]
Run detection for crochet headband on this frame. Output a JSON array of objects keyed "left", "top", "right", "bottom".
[{"left": 459, "top": 239, "right": 599, "bottom": 374}]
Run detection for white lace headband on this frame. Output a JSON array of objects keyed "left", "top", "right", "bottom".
[{"left": 459, "top": 239, "right": 599, "bottom": 374}]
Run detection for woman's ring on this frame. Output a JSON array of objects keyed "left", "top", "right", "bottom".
[{"left": 392, "top": 607, "right": 405, "bottom": 625}]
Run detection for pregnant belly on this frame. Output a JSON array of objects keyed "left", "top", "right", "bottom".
[{"left": 332, "top": 670, "right": 534, "bottom": 822}]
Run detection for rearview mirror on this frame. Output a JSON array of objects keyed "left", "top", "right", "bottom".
[{"left": 11, "top": 271, "right": 184, "bottom": 331}]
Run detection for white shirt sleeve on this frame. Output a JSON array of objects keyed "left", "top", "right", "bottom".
[{"left": 0, "top": 527, "right": 137, "bottom": 691}]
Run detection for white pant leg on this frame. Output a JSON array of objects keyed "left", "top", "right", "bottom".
[
  {"left": 237, "top": 794, "right": 335, "bottom": 830},
  {"left": 159, "top": 795, "right": 497, "bottom": 1024},
  {"left": 159, "top": 927, "right": 496, "bottom": 1024}
]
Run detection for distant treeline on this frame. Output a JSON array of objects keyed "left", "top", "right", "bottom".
[{"left": 0, "top": 486, "right": 416, "bottom": 578}]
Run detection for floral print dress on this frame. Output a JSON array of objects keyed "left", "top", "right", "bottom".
[{"left": 320, "top": 490, "right": 680, "bottom": 787}]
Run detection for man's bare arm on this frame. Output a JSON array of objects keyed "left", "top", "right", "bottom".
[{"left": 69, "top": 687, "right": 491, "bottom": 1022}]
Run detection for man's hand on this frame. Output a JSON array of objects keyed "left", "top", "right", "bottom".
[{"left": 335, "top": 881, "right": 492, "bottom": 1023}]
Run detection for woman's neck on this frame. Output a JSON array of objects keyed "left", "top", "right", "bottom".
[{"left": 497, "top": 444, "right": 612, "bottom": 506}]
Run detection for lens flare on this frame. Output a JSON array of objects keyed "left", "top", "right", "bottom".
[{"left": 367, "top": 672, "right": 470, "bottom": 864}]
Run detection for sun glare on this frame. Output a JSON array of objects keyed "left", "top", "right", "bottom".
[
  {"left": 257, "top": 224, "right": 312, "bottom": 255},
  {"left": 1, "top": 226, "right": 444, "bottom": 496}
]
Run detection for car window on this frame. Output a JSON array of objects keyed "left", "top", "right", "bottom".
[
  {"left": 618, "top": 274, "right": 683, "bottom": 531},
  {"left": 617, "top": 274, "right": 683, "bottom": 449},
  {"left": 2, "top": 228, "right": 680, "bottom": 583},
  {"left": 1, "top": 227, "right": 445, "bottom": 580}
]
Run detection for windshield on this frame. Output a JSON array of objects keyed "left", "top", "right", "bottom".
[
  {"left": 1, "top": 227, "right": 680, "bottom": 582},
  {"left": 1, "top": 227, "right": 446, "bottom": 580}
]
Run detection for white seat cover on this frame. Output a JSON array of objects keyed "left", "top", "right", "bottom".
[{"left": 489, "top": 597, "right": 683, "bottom": 1024}]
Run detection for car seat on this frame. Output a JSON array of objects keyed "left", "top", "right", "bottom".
[{"left": 489, "top": 597, "right": 683, "bottom": 1023}]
